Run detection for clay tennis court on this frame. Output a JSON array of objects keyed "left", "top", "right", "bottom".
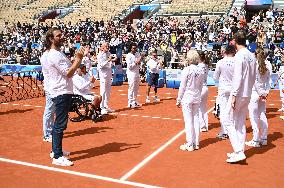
[{"left": 0, "top": 83, "right": 284, "bottom": 187}]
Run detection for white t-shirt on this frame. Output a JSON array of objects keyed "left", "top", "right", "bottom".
[
  {"left": 147, "top": 58, "right": 161, "bottom": 74},
  {"left": 177, "top": 64, "right": 205, "bottom": 104},
  {"left": 72, "top": 73, "right": 93, "bottom": 96},
  {"left": 231, "top": 48, "right": 256, "bottom": 98},
  {"left": 46, "top": 49, "right": 73, "bottom": 98},
  {"left": 213, "top": 56, "right": 235, "bottom": 94},
  {"left": 126, "top": 52, "right": 141, "bottom": 78}
]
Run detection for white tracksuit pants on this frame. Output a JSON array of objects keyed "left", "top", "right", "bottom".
[
  {"left": 224, "top": 95, "right": 250, "bottom": 153},
  {"left": 280, "top": 84, "right": 284, "bottom": 109},
  {"left": 248, "top": 95, "right": 268, "bottom": 141},
  {"left": 182, "top": 102, "right": 200, "bottom": 146},
  {"left": 128, "top": 76, "right": 140, "bottom": 105},
  {"left": 100, "top": 77, "right": 112, "bottom": 109},
  {"left": 199, "top": 86, "right": 208, "bottom": 130},
  {"left": 218, "top": 92, "right": 230, "bottom": 135}
]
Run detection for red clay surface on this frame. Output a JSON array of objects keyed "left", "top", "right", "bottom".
[{"left": 0, "top": 83, "right": 284, "bottom": 188}]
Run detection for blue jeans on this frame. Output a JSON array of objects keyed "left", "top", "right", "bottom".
[
  {"left": 43, "top": 91, "right": 55, "bottom": 138},
  {"left": 52, "top": 94, "right": 72, "bottom": 159}
]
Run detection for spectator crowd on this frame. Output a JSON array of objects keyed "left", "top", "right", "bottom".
[{"left": 0, "top": 6, "right": 283, "bottom": 72}]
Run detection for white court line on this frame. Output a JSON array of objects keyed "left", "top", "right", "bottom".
[
  {"left": 166, "top": 97, "right": 172, "bottom": 99},
  {"left": 172, "top": 119, "right": 181, "bottom": 121},
  {"left": 35, "top": 106, "right": 43, "bottom": 108},
  {"left": 23, "top": 105, "right": 31, "bottom": 107},
  {"left": 12, "top": 104, "right": 19, "bottom": 106},
  {"left": 210, "top": 100, "right": 215, "bottom": 102},
  {"left": 269, "top": 104, "right": 275, "bottom": 106},
  {"left": 0, "top": 157, "right": 161, "bottom": 188},
  {"left": 162, "top": 118, "right": 171, "bottom": 120},
  {"left": 120, "top": 94, "right": 127, "bottom": 96},
  {"left": 142, "top": 116, "right": 150, "bottom": 118},
  {"left": 120, "top": 106, "right": 215, "bottom": 181},
  {"left": 131, "top": 115, "right": 139, "bottom": 117},
  {"left": 120, "top": 114, "right": 128, "bottom": 116},
  {"left": 152, "top": 117, "right": 160, "bottom": 119},
  {"left": 165, "top": 93, "right": 171, "bottom": 95},
  {"left": 2, "top": 103, "right": 9, "bottom": 105}
]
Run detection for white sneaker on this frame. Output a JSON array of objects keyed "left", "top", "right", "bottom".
[
  {"left": 153, "top": 97, "right": 160, "bottom": 102},
  {"left": 52, "top": 156, "right": 73, "bottom": 166},
  {"left": 226, "top": 152, "right": 246, "bottom": 163},
  {"left": 216, "top": 133, "right": 229, "bottom": 140},
  {"left": 106, "top": 108, "right": 115, "bottom": 113},
  {"left": 145, "top": 98, "right": 151, "bottom": 103},
  {"left": 50, "top": 150, "right": 71, "bottom": 158},
  {"left": 260, "top": 139, "right": 267, "bottom": 146},
  {"left": 200, "top": 127, "right": 208, "bottom": 132},
  {"left": 179, "top": 143, "right": 194, "bottom": 151},
  {"left": 101, "top": 109, "right": 108, "bottom": 115},
  {"left": 43, "top": 136, "right": 52, "bottom": 142},
  {"left": 194, "top": 145, "right": 199, "bottom": 150},
  {"left": 277, "top": 108, "right": 284, "bottom": 112},
  {"left": 227, "top": 152, "right": 235, "bottom": 158},
  {"left": 131, "top": 102, "right": 141, "bottom": 108},
  {"left": 245, "top": 140, "right": 260, "bottom": 147},
  {"left": 280, "top": 116, "right": 284, "bottom": 120}
]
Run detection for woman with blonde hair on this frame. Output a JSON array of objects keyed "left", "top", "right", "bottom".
[
  {"left": 176, "top": 50, "right": 205, "bottom": 151},
  {"left": 246, "top": 47, "right": 271, "bottom": 147}
]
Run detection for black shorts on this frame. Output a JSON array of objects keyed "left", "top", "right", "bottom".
[{"left": 148, "top": 73, "right": 159, "bottom": 87}]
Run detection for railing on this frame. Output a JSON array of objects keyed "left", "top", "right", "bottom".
[{"left": 0, "top": 70, "right": 45, "bottom": 103}]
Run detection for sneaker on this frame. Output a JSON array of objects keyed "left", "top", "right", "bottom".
[
  {"left": 245, "top": 140, "right": 260, "bottom": 147},
  {"left": 200, "top": 127, "right": 208, "bottom": 132},
  {"left": 145, "top": 98, "right": 151, "bottom": 103},
  {"left": 43, "top": 136, "right": 52, "bottom": 143},
  {"left": 216, "top": 133, "right": 229, "bottom": 140},
  {"left": 131, "top": 102, "right": 141, "bottom": 108},
  {"left": 280, "top": 116, "right": 284, "bottom": 120},
  {"left": 277, "top": 108, "right": 284, "bottom": 112},
  {"left": 179, "top": 143, "right": 194, "bottom": 151},
  {"left": 101, "top": 109, "right": 108, "bottom": 115},
  {"left": 50, "top": 150, "right": 71, "bottom": 158},
  {"left": 194, "top": 145, "right": 199, "bottom": 150},
  {"left": 153, "top": 97, "right": 160, "bottom": 102},
  {"left": 106, "top": 108, "right": 115, "bottom": 113},
  {"left": 227, "top": 152, "right": 235, "bottom": 158},
  {"left": 260, "top": 139, "right": 267, "bottom": 146},
  {"left": 226, "top": 152, "right": 246, "bottom": 163},
  {"left": 52, "top": 156, "right": 73, "bottom": 166}
]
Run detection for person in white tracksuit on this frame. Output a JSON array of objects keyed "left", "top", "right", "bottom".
[
  {"left": 97, "top": 43, "right": 116, "bottom": 114},
  {"left": 213, "top": 45, "right": 236, "bottom": 140},
  {"left": 224, "top": 31, "right": 257, "bottom": 163},
  {"left": 246, "top": 47, "right": 271, "bottom": 147},
  {"left": 277, "top": 63, "right": 284, "bottom": 113},
  {"left": 176, "top": 50, "right": 205, "bottom": 151},
  {"left": 126, "top": 43, "right": 142, "bottom": 108},
  {"left": 198, "top": 51, "right": 209, "bottom": 132}
]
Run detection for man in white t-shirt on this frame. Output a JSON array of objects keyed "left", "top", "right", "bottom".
[
  {"left": 224, "top": 31, "right": 256, "bottom": 163},
  {"left": 146, "top": 51, "right": 163, "bottom": 103},
  {"left": 126, "top": 43, "right": 142, "bottom": 108},
  {"left": 213, "top": 45, "right": 236, "bottom": 140},
  {"left": 45, "top": 28, "right": 85, "bottom": 166}
]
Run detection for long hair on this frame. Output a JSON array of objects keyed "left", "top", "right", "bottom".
[
  {"left": 43, "top": 27, "right": 60, "bottom": 50},
  {"left": 255, "top": 47, "right": 267, "bottom": 75}
]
